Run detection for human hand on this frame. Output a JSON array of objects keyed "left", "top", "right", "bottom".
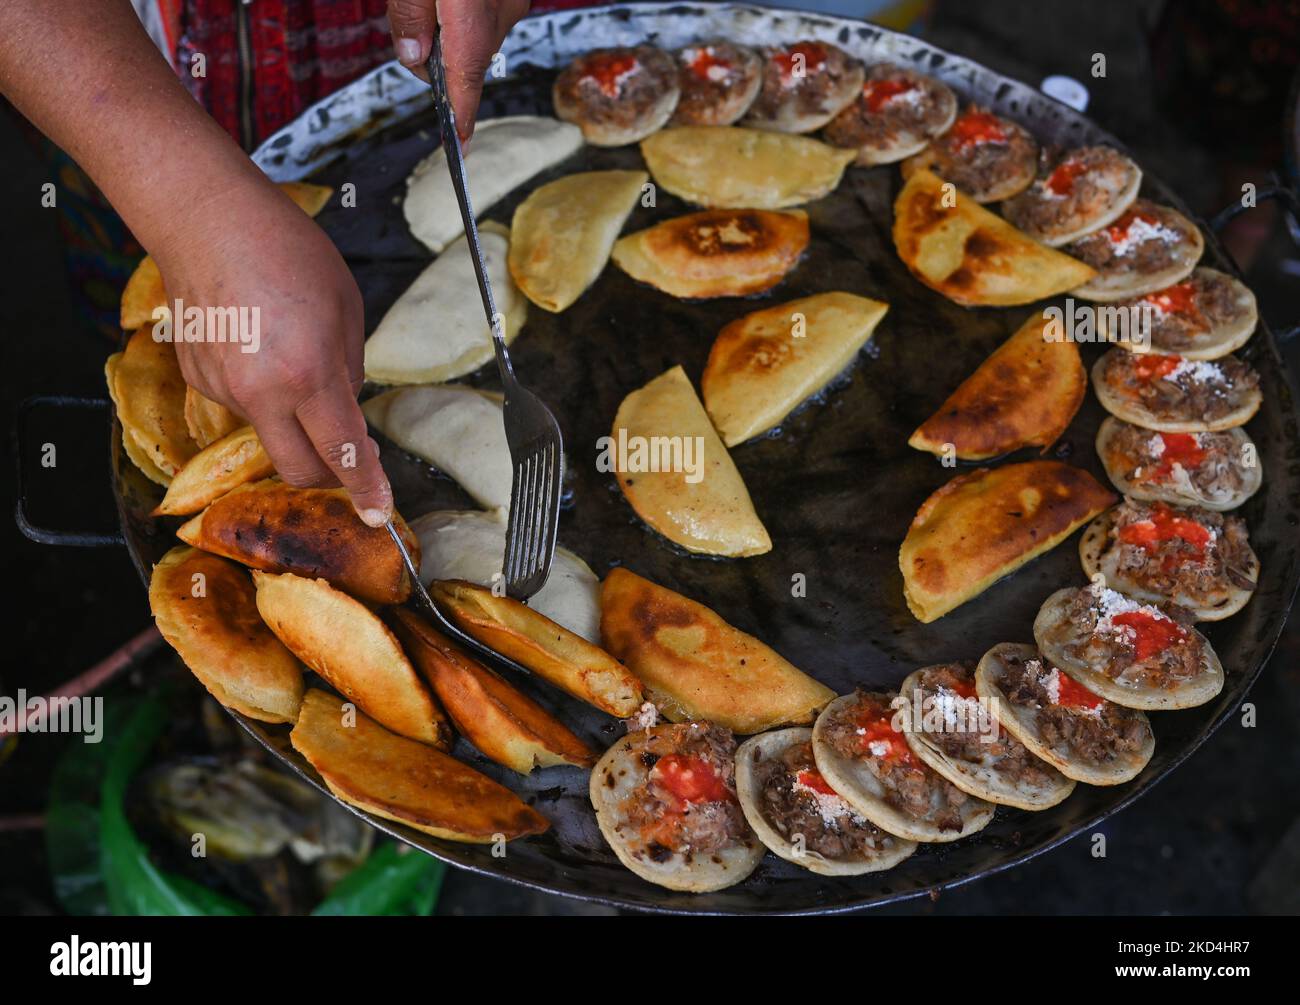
[
  {"left": 163, "top": 179, "right": 393, "bottom": 526},
  {"left": 388, "top": 0, "right": 531, "bottom": 140}
]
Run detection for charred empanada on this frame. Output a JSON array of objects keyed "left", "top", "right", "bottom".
[
  {"left": 908, "top": 310, "right": 1086, "bottom": 460},
  {"left": 600, "top": 567, "right": 834, "bottom": 733},
  {"left": 177, "top": 480, "right": 420, "bottom": 605},
  {"left": 892, "top": 168, "right": 1096, "bottom": 307},
  {"left": 899, "top": 461, "right": 1116, "bottom": 623},
  {"left": 611, "top": 208, "right": 808, "bottom": 299}
]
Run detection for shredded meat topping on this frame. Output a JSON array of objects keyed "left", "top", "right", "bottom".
[
  {"left": 823, "top": 63, "right": 953, "bottom": 151},
  {"left": 909, "top": 663, "right": 1058, "bottom": 789},
  {"left": 1002, "top": 145, "right": 1135, "bottom": 239},
  {"left": 998, "top": 652, "right": 1149, "bottom": 764},
  {"left": 1106, "top": 497, "right": 1257, "bottom": 605},
  {"left": 754, "top": 740, "right": 897, "bottom": 860},
  {"left": 822, "top": 690, "right": 971, "bottom": 832},
  {"left": 1108, "top": 420, "right": 1250, "bottom": 503},
  {"left": 618, "top": 723, "right": 750, "bottom": 860},
  {"left": 1099, "top": 350, "right": 1258, "bottom": 424},
  {"left": 1042, "top": 585, "right": 1206, "bottom": 690}
]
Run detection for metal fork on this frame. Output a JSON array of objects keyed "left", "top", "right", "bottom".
[{"left": 424, "top": 33, "right": 563, "bottom": 601}]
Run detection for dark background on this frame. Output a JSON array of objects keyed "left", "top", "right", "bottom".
[{"left": 2, "top": 0, "right": 1298, "bottom": 915}]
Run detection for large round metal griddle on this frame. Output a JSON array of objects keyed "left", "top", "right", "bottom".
[{"left": 113, "top": 3, "right": 1300, "bottom": 914}]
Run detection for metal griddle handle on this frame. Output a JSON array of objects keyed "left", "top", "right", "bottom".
[
  {"left": 13, "top": 395, "right": 125, "bottom": 547},
  {"left": 1208, "top": 184, "right": 1300, "bottom": 344}
]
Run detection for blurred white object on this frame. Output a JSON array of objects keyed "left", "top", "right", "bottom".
[{"left": 1041, "top": 75, "right": 1090, "bottom": 112}]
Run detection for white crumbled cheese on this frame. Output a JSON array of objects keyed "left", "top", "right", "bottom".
[
  {"left": 1089, "top": 582, "right": 1173, "bottom": 642},
  {"left": 792, "top": 776, "right": 868, "bottom": 828},
  {"left": 932, "top": 688, "right": 967, "bottom": 730},
  {"left": 1168, "top": 359, "right": 1225, "bottom": 385},
  {"left": 625, "top": 702, "right": 659, "bottom": 731},
  {"left": 1165, "top": 462, "right": 1200, "bottom": 494},
  {"left": 1110, "top": 217, "right": 1179, "bottom": 257},
  {"left": 1147, "top": 434, "right": 1166, "bottom": 457},
  {"left": 867, "top": 740, "right": 891, "bottom": 758},
  {"left": 682, "top": 46, "right": 731, "bottom": 82},
  {"left": 1042, "top": 667, "right": 1062, "bottom": 705},
  {"left": 874, "top": 84, "right": 924, "bottom": 107}
]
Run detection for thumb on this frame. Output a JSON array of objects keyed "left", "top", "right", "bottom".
[{"left": 388, "top": 0, "right": 438, "bottom": 77}]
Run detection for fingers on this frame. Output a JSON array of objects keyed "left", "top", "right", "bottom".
[
  {"left": 295, "top": 382, "right": 394, "bottom": 527},
  {"left": 436, "top": 0, "right": 501, "bottom": 139},
  {"left": 245, "top": 403, "right": 338, "bottom": 488},
  {"left": 388, "top": 0, "right": 438, "bottom": 80}
]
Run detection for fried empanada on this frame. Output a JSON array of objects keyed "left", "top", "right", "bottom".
[
  {"left": 393, "top": 609, "right": 596, "bottom": 774},
  {"left": 177, "top": 480, "right": 419, "bottom": 605},
  {"left": 508, "top": 169, "right": 647, "bottom": 312},
  {"left": 600, "top": 567, "right": 835, "bottom": 733},
  {"left": 184, "top": 386, "right": 242, "bottom": 448},
  {"left": 110, "top": 328, "right": 198, "bottom": 477},
  {"left": 430, "top": 579, "right": 643, "bottom": 718},
  {"left": 153, "top": 426, "right": 274, "bottom": 516},
  {"left": 641, "top": 126, "right": 854, "bottom": 209},
  {"left": 899, "top": 461, "right": 1116, "bottom": 623},
  {"left": 149, "top": 546, "right": 303, "bottom": 723},
  {"left": 611, "top": 208, "right": 808, "bottom": 299},
  {"left": 893, "top": 168, "right": 1096, "bottom": 307},
  {"left": 291, "top": 689, "right": 548, "bottom": 843},
  {"left": 611, "top": 365, "right": 771, "bottom": 556},
  {"left": 254, "top": 572, "right": 450, "bottom": 746},
  {"left": 105, "top": 352, "right": 171, "bottom": 486},
  {"left": 702, "top": 291, "right": 888, "bottom": 446},
  {"left": 908, "top": 310, "right": 1086, "bottom": 460}
]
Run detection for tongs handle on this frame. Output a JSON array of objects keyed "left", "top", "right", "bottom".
[{"left": 425, "top": 34, "right": 514, "bottom": 382}]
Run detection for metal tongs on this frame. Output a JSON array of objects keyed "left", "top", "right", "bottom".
[{"left": 383, "top": 31, "right": 564, "bottom": 664}]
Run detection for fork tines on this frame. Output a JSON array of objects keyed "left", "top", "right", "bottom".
[{"left": 503, "top": 437, "right": 562, "bottom": 600}]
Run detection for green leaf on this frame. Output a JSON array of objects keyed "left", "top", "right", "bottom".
[{"left": 312, "top": 842, "right": 445, "bottom": 916}]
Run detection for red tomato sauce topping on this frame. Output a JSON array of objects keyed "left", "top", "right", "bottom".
[
  {"left": 1144, "top": 281, "right": 1200, "bottom": 318},
  {"left": 1054, "top": 671, "right": 1106, "bottom": 710},
  {"left": 1118, "top": 504, "right": 1212, "bottom": 554},
  {"left": 1110, "top": 610, "right": 1187, "bottom": 661},
  {"left": 862, "top": 77, "right": 916, "bottom": 112},
  {"left": 853, "top": 701, "right": 916, "bottom": 766},
  {"left": 581, "top": 52, "right": 638, "bottom": 98},
  {"left": 649, "top": 754, "right": 730, "bottom": 806},
  {"left": 686, "top": 47, "right": 730, "bottom": 81},
  {"left": 949, "top": 110, "right": 1008, "bottom": 152},
  {"left": 1105, "top": 207, "right": 1160, "bottom": 245},
  {"left": 1046, "top": 158, "right": 1088, "bottom": 195},
  {"left": 795, "top": 767, "right": 839, "bottom": 796},
  {"left": 1151, "top": 432, "right": 1206, "bottom": 481},
  {"left": 1131, "top": 353, "right": 1180, "bottom": 382},
  {"left": 941, "top": 677, "right": 979, "bottom": 700},
  {"left": 775, "top": 42, "right": 827, "bottom": 82}
]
